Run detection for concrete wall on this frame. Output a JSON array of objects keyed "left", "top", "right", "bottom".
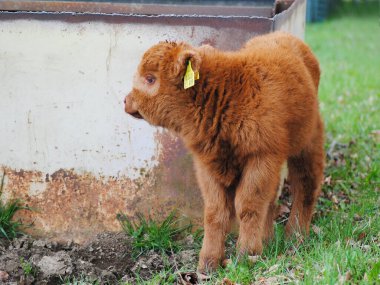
[{"left": 0, "top": 0, "right": 305, "bottom": 242}]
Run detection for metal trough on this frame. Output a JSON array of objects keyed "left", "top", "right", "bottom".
[{"left": 0, "top": 0, "right": 306, "bottom": 242}]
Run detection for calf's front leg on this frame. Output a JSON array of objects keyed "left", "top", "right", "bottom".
[{"left": 194, "top": 160, "right": 234, "bottom": 272}]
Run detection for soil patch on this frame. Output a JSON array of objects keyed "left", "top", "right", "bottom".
[{"left": 0, "top": 232, "right": 197, "bottom": 284}]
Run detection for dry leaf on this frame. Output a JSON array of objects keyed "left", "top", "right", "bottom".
[
  {"left": 222, "top": 277, "right": 239, "bottom": 285},
  {"left": 370, "top": 130, "right": 380, "bottom": 143},
  {"left": 222, "top": 258, "right": 232, "bottom": 267},
  {"left": 266, "top": 277, "right": 280, "bottom": 283},
  {"left": 179, "top": 272, "right": 198, "bottom": 285},
  {"left": 339, "top": 271, "right": 352, "bottom": 284},
  {"left": 324, "top": 176, "right": 332, "bottom": 186},
  {"left": 353, "top": 213, "right": 362, "bottom": 221},
  {"left": 253, "top": 276, "right": 279, "bottom": 285},
  {"left": 266, "top": 264, "right": 279, "bottom": 274},
  {"left": 294, "top": 232, "right": 305, "bottom": 245},
  {"left": 345, "top": 271, "right": 352, "bottom": 281},
  {"left": 358, "top": 232, "right": 367, "bottom": 240},
  {"left": 331, "top": 195, "right": 339, "bottom": 204},
  {"left": 197, "top": 272, "right": 211, "bottom": 281},
  {"left": 312, "top": 225, "right": 322, "bottom": 235}
]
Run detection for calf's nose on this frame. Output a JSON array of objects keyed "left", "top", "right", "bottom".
[{"left": 124, "top": 93, "right": 138, "bottom": 114}]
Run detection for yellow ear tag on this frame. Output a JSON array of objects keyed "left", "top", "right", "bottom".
[
  {"left": 195, "top": 70, "right": 200, "bottom": 80},
  {"left": 184, "top": 61, "right": 199, "bottom": 89}
]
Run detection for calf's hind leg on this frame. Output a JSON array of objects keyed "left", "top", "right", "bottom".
[
  {"left": 235, "top": 156, "right": 281, "bottom": 255},
  {"left": 286, "top": 120, "right": 324, "bottom": 236}
]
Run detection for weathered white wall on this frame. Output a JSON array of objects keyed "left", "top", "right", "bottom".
[{"left": 0, "top": 19, "right": 218, "bottom": 179}]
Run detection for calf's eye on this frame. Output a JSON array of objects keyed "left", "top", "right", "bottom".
[{"left": 145, "top": 74, "right": 156, "bottom": 85}]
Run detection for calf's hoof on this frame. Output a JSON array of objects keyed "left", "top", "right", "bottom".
[{"left": 197, "top": 256, "right": 221, "bottom": 273}]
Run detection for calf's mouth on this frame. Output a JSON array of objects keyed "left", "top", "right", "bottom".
[{"left": 124, "top": 95, "right": 143, "bottom": 119}]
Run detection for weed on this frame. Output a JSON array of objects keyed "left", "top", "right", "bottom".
[
  {"left": 118, "top": 211, "right": 190, "bottom": 257},
  {"left": 20, "top": 257, "right": 37, "bottom": 277},
  {"left": 60, "top": 275, "right": 100, "bottom": 285},
  {"left": 128, "top": 269, "right": 177, "bottom": 285},
  {"left": 0, "top": 173, "right": 29, "bottom": 239}
]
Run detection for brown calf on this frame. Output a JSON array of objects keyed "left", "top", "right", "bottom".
[{"left": 124, "top": 32, "right": 325, "bottom": 272}]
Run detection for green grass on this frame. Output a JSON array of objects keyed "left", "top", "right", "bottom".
[
  {"left": 308, "top": 3, "right": 380, "bottom": 141},
  {"left": 60, "top": 275, "right": 100, "bottom": 285},
  {"left": 138, "top": 3, "right": 379, "bottom": 284},
  {"left": 0, "top": 174, "right": 28, "bottom": 239},
  {"left": 128, "top": 269, "right": 178, "bottom": 285},
  {"left": 118, "top": 211, "right": 190, "bottom": 258},
  {"left": 20, "top": 257, "right": 38, "bottom": 277}
]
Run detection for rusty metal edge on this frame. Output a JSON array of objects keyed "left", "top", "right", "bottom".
[
  {"left": 0, "top": 1, "right": 273, "bottom": 17},
  {"left": 272, "top": 0, "right": 303, "bottom": 31}
]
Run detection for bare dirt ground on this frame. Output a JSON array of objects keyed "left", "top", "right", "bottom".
[
  {"left": 0, "top": 232, "right": 198, "bottom": 285},
  {"left": 0, "top": 232, "right": 132, "bottom": 284},
  {"left": 0, "top": 230, "right": 197, "bottom": 285}
]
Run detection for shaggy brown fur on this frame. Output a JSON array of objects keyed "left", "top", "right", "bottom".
[{"left": 124, "top": 32, "right": 325, "bottom": 272}]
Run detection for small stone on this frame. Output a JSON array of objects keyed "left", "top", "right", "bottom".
[
  {"left": 362, "top": 245, "right": 371, "bottom": 252},
  {"left": 32, "top": 239, "right": 48, "bottom": 248},
  {"left": 45, "top": 241, "right": 53, "bottom": 249},
  {"left": 12, "top": 238, "right": 23, "bottom": 249},
  {"left": 37, "top": 251, "right": 72, "bottom": 276},
  {"left": 120, "top": 274, "right": 134, "bottom": 283},
  {"left": 0, "top": 270, "right": 9, "bottom": 282},
  {"left": 248, "top": 255, "right": 260, "bottom": 264},
  {"left": 2, "top": 257, "right": 19, "bottom": 273},
  {"left": 100, "top": 270, "right": 116, "bottom": 282}
]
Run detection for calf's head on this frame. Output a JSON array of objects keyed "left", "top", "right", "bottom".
[{"left": 124, "top": 41, "right": 201, "bottom": 130}]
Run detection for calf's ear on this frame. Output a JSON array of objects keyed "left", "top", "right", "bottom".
[{"left": 174, "top": 48, "right": 201, "bottom": 79}]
